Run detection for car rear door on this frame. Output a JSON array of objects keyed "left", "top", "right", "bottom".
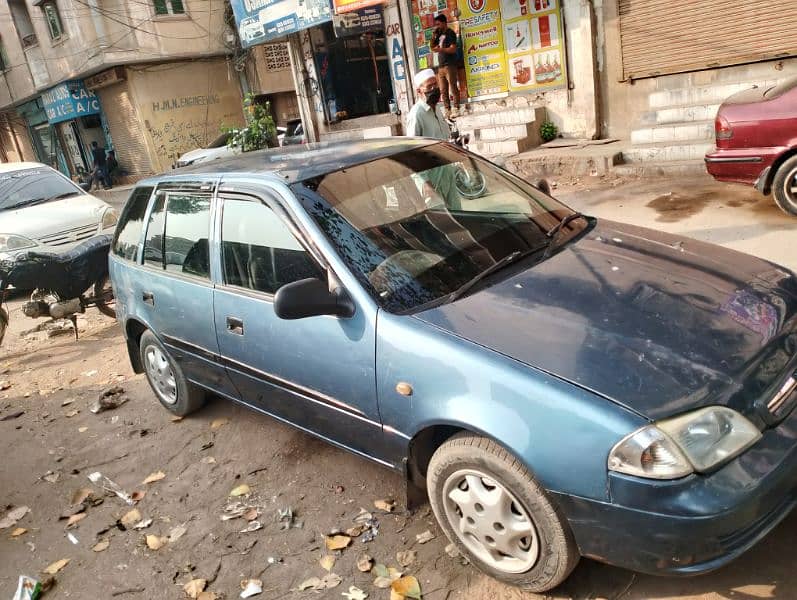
[{"left": 211, "top": 190, "right": 384, "bottom": 460}]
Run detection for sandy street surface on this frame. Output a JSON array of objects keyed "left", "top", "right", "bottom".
[{"left": 1, "top": 174, "right": 796, "bottom": 600}]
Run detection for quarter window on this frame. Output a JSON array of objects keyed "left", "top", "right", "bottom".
[
  {"left": 143, "top": 193, "right": 165, "bottom": 268},
  {"left": 113, "top": 186, "right": 153, "bottom": 261},
  {"left": 221, "top": 198, "right": 323, "bottom": 295},
  {"left": 153, "top": 0, "right": 185, "bottom": 15},
  {"left": 41, "top": 2, "right": 64, "bottom": 40}
]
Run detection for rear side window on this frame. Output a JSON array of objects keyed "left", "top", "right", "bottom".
[
  {"left": 163, "top": 193, "right": 211, "bottom": 279},
  {"left": 221, "top": 198, "right": 323, "bottom": 295},
  {"left": 143, "top": 193, "right": 165, "bottom": 268},
  {"left": 113, "top": 186, "right": 153, "bottom": 261}
]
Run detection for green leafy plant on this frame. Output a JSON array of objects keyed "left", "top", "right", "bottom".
[
  {"left": 540, "top": 120, "right": 558, "bottom": 143},
  {"left": 225, "top": 93, "right": 277, "bottom": 152}
]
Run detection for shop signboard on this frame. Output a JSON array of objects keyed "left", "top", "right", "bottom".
[
  {"left": 229, "top": 0, "right": 333, "bottom": 47},
  {"left": 41, "top": 80, "right": 101, "bottom": 125},
  {"left": 458, "top": 0, "right": 508, "bottom": 97},
  {"left": 333, "top": 5, "right": 384, "bottom": 36},
  {"left": 333, "top": 0, "right": 385, "bottom": 15}
]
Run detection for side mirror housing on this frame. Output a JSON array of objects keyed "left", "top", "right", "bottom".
[{"left": 274, "top": 278, "right": 355, "bottom": 320}]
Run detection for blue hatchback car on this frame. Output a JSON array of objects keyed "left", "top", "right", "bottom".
[{"left": 110, "top": 139, "right": 797, "bottom": 592}]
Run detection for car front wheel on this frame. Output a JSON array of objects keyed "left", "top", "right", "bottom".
[
  {"left": 772, "top": 155, "right": 797, "bottom": 216},
  {"left": 427, "top": 434, "right": 579, "bottom": 592},
  {"left": 139, "top": 330, "right": 205, "bottom": 416}
]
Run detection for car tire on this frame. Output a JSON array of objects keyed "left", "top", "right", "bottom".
[
  {"left": 139, "top": 330, "right": 205, "bottom": 416},
  {"left": 772, "top": 155, "right": 797, "bottom": 216},
  {"left": 427, "top": 433, "right": 579, "bottom": 593}
]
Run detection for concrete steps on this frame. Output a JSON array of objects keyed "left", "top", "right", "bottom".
[
  {"left": 622, "top": 141, "right": 714, "bottom": 163},
  {"left": 613, "top": 159, "right": 707, "bottom": 178},
  {"left": 458, "top": 106, "right": 545, "bottom": 158},
  {"left": 631, "top": 119, "right": 714, "bottom": 145}
]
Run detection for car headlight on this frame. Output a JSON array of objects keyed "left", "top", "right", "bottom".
[
  {"left": 100, "top": 208, "right": 118, "bottom": 230},
  {"left": 608, "top": 406, "right": 761, "bottom": 479},
  {"left": 0, "top": 234, "right": 36, "bottom": 252}
]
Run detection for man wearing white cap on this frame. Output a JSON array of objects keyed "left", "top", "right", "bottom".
[{"left": 406, "top": 68, "right": 450, "bottom": 140}]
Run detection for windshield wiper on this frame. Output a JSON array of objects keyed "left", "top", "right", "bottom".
[
  {"left": 545, "top": 212, "right": 586, "bottom": 239},
  {"left": 2, "top": 197, "right": 49, "bottom": 210},
  {"left": 46, "top": 191, "right": 81, "bottom": 201},
  {"left": 446, "top": 248, "right": 542, "bottom": 303}
]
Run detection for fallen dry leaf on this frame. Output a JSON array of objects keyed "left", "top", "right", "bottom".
[
  {"left": 170, "top": 415, "right": 184, "bottom": 422},
  {"left": 183, "top": 578, "right": 207, "bottom": 598},
  {"left": 210, "top": 417, "right": 228, "bottom": 430},
  {"left": 373, "top": 577, "right": 392, "bottom": 589},
  {"left": 200, "top": 456, "right": 217, "bottom": 465},
  {"left": 325, "top": 534, "right": 351, "bottom": 551},
  {"left": 229, "top": 484, "right": 251, "bottom": 497},
  {"left": 43, "top": 558, "right": 70, "bottom": 575},
  {"left": 239, "top": 520, "right": 262, "bottom": 533},
  {"left": 396, "top": 550, "right": 416, "bottom": 567},
  {"left": 66, "top": 512, "right": 87, "bottom": 528},
  {"left": 391, "top": 576, "right": 421, "bottom": 600},
  {"left": 374, "top": 499, "right": 395, "bottom": 513},
  {"left": 197, "top": 593, "right": 218, "bottom": 600},
  {"left": 42, "top": 472, "right": 59, "bottom": 483},
  {"left": 388, "top": 568, "right": 403, "bottom": 581},
  {"left": 145, "top": 534, "right": 167, "bottom": 550},
  {"left": 131, "top": 490, "right": 147, "bottom": 502},
  {"left": 342, "top": 586, "right": 368, "bottom": 600},
  {"left": 78, "top": 426, "right": 88, "bottom": 433},
  {"left": 0, "top": 506, "right": 30, "bottom": 529},
  {"left": 240, "top": 578, "right": 263, "bottom": 598},
  {"left": 243, "top": 507, "right": 258, "bottom": 521},
  {"left": 322, "top": 573, "right": 342, "bottom": 589},
  {"left": 320, "top": 554, "right": 336, "bottom": 571},
  {"left": 142, "top": 471, "right": 166, "bottom": 484},
  {"left": 356, "top": 554, "right": 374, "bottom": 572},
  {"left": 372, "top": 564, "right": 389, "bottom": 578},
  {"left": 297, "top": 577, "right": 322, "bottom": 591},
  {"left": 416, "top": 530, "right": 435, "bottom": 544},
  {"left": 345, "top": 524, "right": 368, "bottom": 538},
  {"left": 168, "top": 524, "right": 188, "bottom": 543},
  {"left": 133, "top": 518, "right": 153, "bottom": 530},
  {"left": 120, "top": 508, "right": 142, "bottom": 527},
  {"left": 71, "top": 488, "right": 93, "bottom": 505},
  {"left": 444, "top": 543, "right": 460, "bottom": 558},
  {"left": 65, "top": 409, "right": 79, "bottom": 417},
  {"left": 10, "top": 527, "right": 27, "bottom": 537},
  {"left": 92, "top": 539, "right": 110, "bottom": 552}
]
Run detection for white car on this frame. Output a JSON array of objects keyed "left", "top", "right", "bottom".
[
  {"left": 175, "top": 133, "right": 239, "bottom": 168},
  {"left": 239, "top": 17, "right": 265, "bottom": 43},
  {"left": 0, "top": 162, "right": 117, "bottom": 258}
]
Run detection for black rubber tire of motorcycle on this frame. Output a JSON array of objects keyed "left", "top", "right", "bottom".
[
  {"left": 0, "top": 306, "right": 7, "bottom": 347},
  {"left": 93, "top": 274, "right": 116, "bottom": 319}
]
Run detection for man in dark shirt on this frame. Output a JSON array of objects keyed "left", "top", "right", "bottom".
[
  {"left": 90, "top": 141, "right": 110, "bottom": 190},
  {"left": 430, "top": 14, "right": 460, "bottom": 118}
]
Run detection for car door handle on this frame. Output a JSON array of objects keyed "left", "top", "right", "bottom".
[
  {"left": 226, "top": 316, "right": 244, "bottom": 335},
  {"left": 143, "top": 292, "right": 154, "bottom": 306}
]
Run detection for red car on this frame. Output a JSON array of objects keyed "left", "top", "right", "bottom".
[{"left": 705, "top": 76, "right": 797, "bottom": 216}]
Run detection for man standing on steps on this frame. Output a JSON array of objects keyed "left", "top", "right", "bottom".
[{"left": 430, "top": 14, "right": 460, "bottom": 119}]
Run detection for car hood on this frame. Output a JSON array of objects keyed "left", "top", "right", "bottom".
[
  {"left": 721, "top": 87, "right": 767, "bottom": 106},
  {"left": 1, "top": 194, "right": 109, "bottom": 240},
  {"left": 178, "top": 146, "right": 238, "bottom": 165},
  {"left": 414, "top": 220, "right": 797, "bottom": 421}
]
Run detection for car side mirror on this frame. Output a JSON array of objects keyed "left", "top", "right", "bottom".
[
  {"left": 535, "top": 179, "right": 552, "bottom": 195},
  {"left": 274, "top": 278, "right": 355, "bottom": 320}
]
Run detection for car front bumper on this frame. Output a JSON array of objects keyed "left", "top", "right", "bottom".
[{"left": 554, "top": 401, "right": 797, "bottom": 575}]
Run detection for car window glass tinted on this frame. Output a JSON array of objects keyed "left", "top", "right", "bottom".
[
  {"left": 163, "top": 194, "right": 211, "bottom": 279},
  {"left": 221, "top": 198, "right": 323, "bottom": 295},
  {"left": 113, "top": 186, "right": 153, "bottom": 260},
  {"left": 143, "top": 193, "right": 166, "bottom": 268},
  {"left": 0, "top": 167, "right": 83, "bottom": 211}
]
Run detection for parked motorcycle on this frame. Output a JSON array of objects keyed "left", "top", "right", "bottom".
[
  {"left": 447, "top": 118, "right": 488, "bottom": 199},
  {"left": 0, "top": 234, "right": 115, "bottom": 347}
]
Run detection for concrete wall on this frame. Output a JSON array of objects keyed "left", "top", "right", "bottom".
[
  {"left": 128, "top": 59, "right": 245, "bottom": 172},
  {"left": 0, "top": 111, "right": 35, "bottom": 161},
  {"left": 252, "top": 42, "right": 295, "bottom": 94}
]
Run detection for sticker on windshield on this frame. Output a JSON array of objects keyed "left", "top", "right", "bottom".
[{"left": 384, "top": 186, "right": 400, "bottom": 211}]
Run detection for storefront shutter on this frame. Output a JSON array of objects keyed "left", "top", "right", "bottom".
[
  {"left": 618, "top": 0, "right": 797, "bottom": 80},
  {"left": 96, "top": 81, "right": 154, "bottom": 177}
]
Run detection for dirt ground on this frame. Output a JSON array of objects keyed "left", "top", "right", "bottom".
[{"left": 2, "top": 174, "right": 797, "bottom": 600}]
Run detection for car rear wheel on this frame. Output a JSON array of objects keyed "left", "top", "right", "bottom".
[
  {"left": 427, "top": 433, "right": 579, "bottom": 592},
  {"left": 139, "top": 330, "right": 205, "bottom": 416},
  {"left": 772, "top": 155, "right": 797, "bottom": 216}
]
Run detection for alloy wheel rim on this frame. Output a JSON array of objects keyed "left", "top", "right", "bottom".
[
  {"left": 441, "top": 468, "right": 539, "bottom": 573},
  {"left": 144, "top": 346, "right": 177, "bottom": 405}
]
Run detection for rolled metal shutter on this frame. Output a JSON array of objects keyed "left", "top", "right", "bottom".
[
  {"left": 619, "top": 0, "right": 797, "bottom": 80},
  {"left": 96, "top": 81, "right": 154, "bottom": 177}
]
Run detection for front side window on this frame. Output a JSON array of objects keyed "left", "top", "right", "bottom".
[
  {"left": 221, "top": 198, "right": 323, "bottom": 295},
  {"left": 113, "top": 186, "right": 153, "bottom": 261},
  {"left": 42, "top": 2, "right": 64, "bottom": 40},
  {"left": 295, "top": 143, "right": 587, "bottom": 313},
  {"left": 153, "top": 0, "right": 185, "bottom": 15}
]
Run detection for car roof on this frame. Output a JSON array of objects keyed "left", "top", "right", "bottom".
[
  {"left": 0, "top": 161, "right": 50, "bottom": 173},
  {"left": 139, "top": 138, "right": 439, "bottom": 186}
]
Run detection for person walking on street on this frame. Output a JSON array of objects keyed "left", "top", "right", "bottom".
[
  {"left": 430, "top": 14, "right": 460, "bottom": 119},
  {"left": 106, "top": 149, "right": 119, "bottom": 186},
  {"left": 406, "top": 68, "right": 451, "bottom": 140},
  {"left": 90, "top": 141, "right": 110, "bottom": 190}
]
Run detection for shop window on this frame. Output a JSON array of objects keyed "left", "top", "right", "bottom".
[
  {"left": 8, "top": 0, "right": 38, "bottom": 48},
  {"left": 153, "top": 0, "right": 185, "bottom": 15},
  {"left": 41, "top": 2, "right": 64, "bottom": 41},
  {"left": 264, "top": 43, "right": 291, "bottom": 71}
]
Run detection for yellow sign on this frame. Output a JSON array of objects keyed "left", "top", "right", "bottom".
[{"left": 458, "top": 0, "right": 508, "bottom": 98}]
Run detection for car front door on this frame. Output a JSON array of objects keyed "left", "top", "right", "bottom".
[{"left": 212, "top": 192, "right": 383, "bottom": 459}]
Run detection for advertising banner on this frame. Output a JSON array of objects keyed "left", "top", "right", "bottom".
[
  {"left": 333, "top": 0, "right": 384, "bottom": 14},
  {"left": 333, "top": 5, "right": 384, "bottom": 36},
  {"left": 459, "top": 0, "right": 508, "bottom": 97},
  {"left": 229, "top": 0, "right": 333, "bottom": 47},
  {"left": 41, "top": 80, "right": 101, "bottom": 125}
]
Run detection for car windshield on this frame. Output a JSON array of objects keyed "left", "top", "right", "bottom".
[
  {"left": 294, "top": 143, "right": 588, "bottom": 313},
  {"left": 207, "top": 133, "right": 231, "bottom": 149},
  {"left": 0, "top": 168, "right": 83, "bottom": 211},
  {"left": 764, "top": 75, "right": 797, "bottom": 99}
]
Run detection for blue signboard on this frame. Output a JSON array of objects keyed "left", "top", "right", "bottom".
[
  {"left": 230, "top": 0, "right": 334, "bottom": 48},
  {"left": 41, "top": 80, "right": 101, "bottom": 125}
]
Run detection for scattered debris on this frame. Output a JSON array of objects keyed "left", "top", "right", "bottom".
[
  {"left": 120, "top": 509, "right": 141, "bottom": 528},
  {"left": 12, "top": 575, "right": 41, "bottom": 600},
  {"left": 416, "top": 530, "right": 435, "bottom": 544},
  {"left": 130, "top": 490, "right": 146, "bottom": 503},
  {"left": 373, "top": 499, "right": 395, "bottom": 513},
  {"left": 341, "top": 587, "right": 368, "bottom": 600},
  {"left": 82, "top": 370, "right": 98, "bottom": 377},
  {"left": 201, "top": 457, "right": 217, "bottom": 465},
  {"left": 277, "top": 507, "right": 302, "bottom": 530},
  {"left": 243, "top": 508, "right": 258, "bottom": 521},
  {"left": 352, "top": 509, "right": 379, "bottom": 542},
  {"left": 66, "top": 513, "right": 86, "bottom": 528},
  {"left": 42, "top": 471, "right": 59, "bottom": 483},
  {"left": 42, "top": 558, "right": 70, "bottom": 575},
  {"left": 170, "top": 416, "right": 184, "bottom": 422},
  {"left": 133, "top": 519, "right": 153, "bottom": 530},
  {"left": 353, "top": 509, "right": 373, "bottom": 524},
  {"left": 297, "top": 574, "right": 342, "bottom": 592},
  {"left": 67, "top": 532, "right": 79, "bottom": 545},
  {"left": 90, "top": 386, "right": 129, "bottom": 414},
  {"left": 444, "top": 543, "right": 460, "bottom": 558},
  {"left": 0, "top": 410, "right": 24, "bottom": 421},
  {"left": 229, "top": 484, "right": 251, "bottom": 497},
  {"left": 61, "top": 398, "right": 74, "bottom": 406},
  {"left": 240, "top": 579, "right": 263, "bottom": 598},
  {"left": 210, "top": 418, "right": 229, "bottom": 430},
  {"left": 183, "top": 578, "right": 207, "bottom": 598},
  {"left": 92, "top": 539, "right": 110, "bottom": 552},
  {"left": 320, "top": 555, "right": 336, "bottom": 571},
  {"left": 142, "top": 471, "right": 166, "bottom": 485},
  {"left": 65, "top": 410, "right": 79, "bottom": 418},
  {"left": 0, "top": 506, "right": 30, "bottom": 529},
  {"left": 145, "top": 535, "right": 167, "bottom": 550},
  {"left": 78, "top": 426, "right": 89, "bottom": 433},
  {"left": 198, "top": 593, "right": 218, "bottom": 600},
  {"left": 71, "top": 488, "right": 93, "bottom": 505},
  {"left": 356, "top": 554, "right": 374, "bottom": 572},
  {"left": 168, "top": 524, "right": 188, "bottom": 543},
  {"left": 345, "top": 524, "right": 368, "bottom": 538},
  {"left": 391, "top": 576, "right": 422, "bottom": 600},
  {"left": 396, "top": 550, "right": 416, "bottom": 567},
  {"left": 0, "top": 380, "right": 9, "bottom": 391},
  {"left": 88, "top": 472, "right": 134, "bottom": 505},
  {"left": 238, "top": 521, "right": 262, "bottom": 533},
  {"left": 11, "top": 528, "right": 27, "bottom": 537},
  {"left": 325, "top": 534, "right": 351, "bottom": 551}
]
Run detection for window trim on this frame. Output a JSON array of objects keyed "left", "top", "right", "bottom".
[
  {"left": 152, "top": 0, "right": 186, "bottom": 16},
  {"left": 112, "top": 185, "right": 155, "bottom": 262},
  {"left": 41, "top": 1, "right": 64, "bottom": 41}
]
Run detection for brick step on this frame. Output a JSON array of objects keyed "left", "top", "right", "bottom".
[
  {"left": 456, "top": 106, "right": 546, "bottom": 132},
  {"left": 612, "top": 159, "right": 707, "bottom": 178},
  {"left": 647, "top": 80, "right": 774, "bottom": 109},
  {"left": 474, "top": 121, "right": 540, "bottom": 144},
  {"left": 470, "top": 135, "right": 539, "bottom": 158},
  {"left": 631, "top": 119, "right": 715, "bottom": 145},
  {"left": 622, "top": 141, "right": 714, "bottom": 163},
  {"left": 640, "top": 104, "right": 720, "bottom": 126}
]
